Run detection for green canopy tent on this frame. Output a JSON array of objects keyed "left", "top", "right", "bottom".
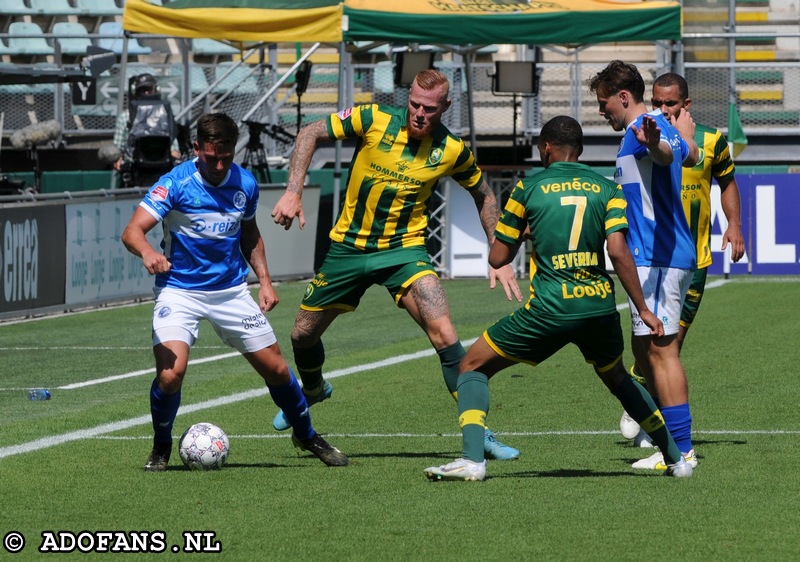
[
  {"left": 122, "top": 0, "right": 682, "bottom": 147},
  {"left": 123, "top": 0, "right": 680, "bottom": 45},
  {"left": 343, "top": 0, "right": 681, "bottom": 45},
  {"left": 122, "top": 0, "right": 681, "bottom": 139},
  {"left": 122, "top": 0, "right": 682, "bottom": 265}
]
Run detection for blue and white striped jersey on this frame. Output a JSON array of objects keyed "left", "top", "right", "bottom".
[
  {"left": 139, "top": 159, "right": 259, "bottom": 291},
  {"left": 615, "top": 110, "right": 696, "bottom": 270}
]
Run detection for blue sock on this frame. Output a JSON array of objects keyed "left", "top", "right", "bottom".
[
  {"left": 150, "top": 378, "right": 180, "bottom": 445},
  {"left": 661, "top": 403, "right": 693, "bottom": 453},
  {"left": 268, "top": 370, "right": 314, "bottom": 440}
]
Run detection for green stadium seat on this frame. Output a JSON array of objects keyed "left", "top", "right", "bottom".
[
  {"left": 29, "top": 0, "right": 81, "bottom": 16},
  {"left": 214, "top": 62, "right": 261, "bottom": 95},
  {"left": 75, "top": 0, "right": 123, "bottom": 17},
  {"left": 0, "top": 37, "right": 12, "bottom": 54},
  {"left": 192, "top": 38, "right": 239, "bottom": 57},
  {"left": 53, "top": 21, "right": 92, "bottom": 56},
  {"left": 97, "top": 21, "right": 152, "bottom": 56},
  {"left": 169, "top": 63, "right": 211, "bottom": 95},
  {"left": 0, "top": 0, "right": 36, "bottom": 16},
  {"left": 8, "top": 21, "right": 54, "bottom": 56}
]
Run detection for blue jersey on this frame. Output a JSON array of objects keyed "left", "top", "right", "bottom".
[
  {"left": 138, "top": 159, "right": 259, "bottom": 291},
  {"left": 615, "top": 110, "right": 696, "bottom": 270}
]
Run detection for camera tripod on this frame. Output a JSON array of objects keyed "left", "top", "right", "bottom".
[{"left": 242, "top": 121, "right": 272, "bottom": 183}]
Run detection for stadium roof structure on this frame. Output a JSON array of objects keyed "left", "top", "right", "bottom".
[{"left": 122, "top": 0, "right": 682, "bottom": 47}]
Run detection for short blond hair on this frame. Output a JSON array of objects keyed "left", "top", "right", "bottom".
[{"left": 414, "top": 69, "right": 449, "bottom": 100}]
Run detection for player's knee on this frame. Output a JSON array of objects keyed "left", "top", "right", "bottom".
[
  {"left": 290, "top": 328, "right": 319, "bottom": 349},
  {"left": 157, "top": 370, "right": 185, "bottom": 393}
]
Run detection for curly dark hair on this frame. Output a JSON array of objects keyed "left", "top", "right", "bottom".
[
  {"left": 539, "top": 115, "right": 583, "bottom": 153},
  {"left": 587, "top": 60, "right": 645, "bottom": 102}
]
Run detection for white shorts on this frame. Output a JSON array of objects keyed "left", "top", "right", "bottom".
[
  {"left": 152, "top": 284, "right": 277, "bottom": 354},
  {"left": 628, "top": 266, "right": 693, "bottom": 337}
]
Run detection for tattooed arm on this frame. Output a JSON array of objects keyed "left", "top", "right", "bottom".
[
  {"left": 468, "top": 179, "right": 523, "bottom": 303},
  {"left": 271, "top": 120, "right": 331, "bottom": 231}
]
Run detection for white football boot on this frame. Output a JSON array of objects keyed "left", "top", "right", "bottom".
[
  {"left": 424, "top": 458, "right": 486, "bottom": 482},
  {"left": 619, "top": 410, "right": 641, "bottom": 440}
]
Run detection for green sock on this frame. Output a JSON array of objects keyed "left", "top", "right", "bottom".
[
  {"left": 457, "top": 370, "right": 489, "bottom": 463},
  {"left": 292, "top": 339, "right": 325, "bottom": 392},
  {"left": 437, "top": 341, "right": 465, "bottom": 400},
  {"left": 611, "top": 376, "right": 681, "bottom": 464}
]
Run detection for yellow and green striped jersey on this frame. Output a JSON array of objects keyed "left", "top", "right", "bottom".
[
  {"left": 682, "top": 123, "right": 736, "bottom": 269},
  {"left": 326, "top": 104, "right": 482, "bottom": 251},
  {"left": 496, "top": 161, "right": 628, "bottom": 319}
]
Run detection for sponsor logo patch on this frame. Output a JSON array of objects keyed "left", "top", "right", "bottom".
[
  {"left": 151, "top": 185, "right": 168, "bottom": 201},
  {"left": 336, "top": 107, "right": 353, "bottom": 120}
]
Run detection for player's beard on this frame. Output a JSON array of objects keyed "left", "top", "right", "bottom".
[{"left": 407, "top": 117, "right": 435, "bottom": 140}]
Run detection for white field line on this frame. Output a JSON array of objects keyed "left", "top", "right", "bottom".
[
  {"left": 92, "top": 428, "right": 800, "bottom": 441},
  {"left": 0, "top": 280, "right": 735, "bottom": 460},
  {"left": 0, "top": 340, "right": 476, "bottom": 460}
]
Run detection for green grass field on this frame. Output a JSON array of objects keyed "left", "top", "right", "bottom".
[{"left": 1, "top": 277, "right": 799, "bottom": 560}]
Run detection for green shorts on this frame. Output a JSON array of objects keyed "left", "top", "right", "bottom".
[
  {"left": 300, "top": 242, "right": 438, "bottom": 311},
  {"left": 680, "top": 267, "right": 708, "bottom": 328},
  {"left": 485, "top": 305, "right": 624, "bottom": 372}
]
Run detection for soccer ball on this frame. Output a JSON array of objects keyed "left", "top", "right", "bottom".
[{"left": 178, "top": 422, "right": 230, "bottom": 470}]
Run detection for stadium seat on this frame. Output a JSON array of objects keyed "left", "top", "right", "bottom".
[
  {"left": 214, "top": 62, "right": 262, "bottom": 95},
  {"left": 8, "top": 22, "right": 54, "bottom": 56},
  {"left": 373, "top": 61, "right": 395, "bottom": 94},
  {"left": 52, "top": 22, "right": 92, "bottom": 56},
  {"left": 169, "top": 63, "right": 211, "bottom": 96},
  {"left": 75, "top": 0, "right": 123, "bottom": 17},
  {"left": 192, "top": 38, "right": 239, "bottom": 57},
  {"left": 29, "top": 0, "right": 81, "bottom": 16},
  {"left": 0, "top": 37, "right": 14, "bottom": 55},
  {"left": 123, "top": 63, "right": 160, "bottom": 83},
  {"left": 0, "top": 0, "right": 36, "bottom": 16},
  {"left": 97, "top": 21, "right": 152, "bottom": 56}
]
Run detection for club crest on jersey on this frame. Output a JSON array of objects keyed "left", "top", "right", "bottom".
[
  {"left": 696, "top": 147, "right": 706, "bottom": 165},
  {"left": 233, "top": 191, "right": 247, "bottom": 209},
  {"left": 428, "top": 148, "right": 444, "bottom": 166},
  {"left": 158, "top": 306, "right": 171, "bottom": 318}
]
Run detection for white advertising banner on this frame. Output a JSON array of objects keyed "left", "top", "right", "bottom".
[{"left": 65, "top": 199, "right": 159, "bottom": 304}]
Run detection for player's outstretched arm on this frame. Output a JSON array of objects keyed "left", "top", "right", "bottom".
[
  {"left": 606, "top": 231, "right": 664, "bottom": 338},
  {"left": 272, "top": 120, "right": 330, "bottom": 231},
  {"left": 632, "top": 115, "right": 673, "bottom": 167}
]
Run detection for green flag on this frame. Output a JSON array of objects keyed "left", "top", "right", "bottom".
[{"left": 727, "top": 101, "right": 748, "bottom": 158}]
